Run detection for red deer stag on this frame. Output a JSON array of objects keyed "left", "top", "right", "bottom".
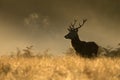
[{"left": 64, "top": 19, "right": 98, "bottom": 58}]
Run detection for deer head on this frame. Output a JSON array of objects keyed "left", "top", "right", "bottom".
[{"left": 64, "top": 19, "right": 87, "bottom": 39}]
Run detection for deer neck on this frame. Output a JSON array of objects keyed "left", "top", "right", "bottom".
[
  {"left": 71, "top": 35, "right": 81, "bottom": 45},
  {"left": 71, "top": 35, "right": 82, "bottom": 52}
]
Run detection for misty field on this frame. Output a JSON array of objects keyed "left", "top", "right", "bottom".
[{"left": 0, "top": 54, "right": 120, "bottom": 80}]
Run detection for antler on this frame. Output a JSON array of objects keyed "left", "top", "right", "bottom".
[
  {"left": 67, "top": 19, "right": 87, "bottom": 31},
  {"left": 77, "top": 19, "right": 87, "bottom": 29},
  {"left": 71, "top": 19, "right": 77, "bottom": 28},
  {"left": 68, "top": 19, "right": 77, "bottom": 31}
]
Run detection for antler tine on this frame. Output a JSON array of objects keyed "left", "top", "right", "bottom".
[
  {"left": 77, "top": 23, "right": 82, "bottom": 29},
  {"left": 71, "top": 19, "right": 77, "bottom": 28},
  {"left": 69, "top": 25, "right": 72, "bottom": 29},
  {"left": 67, "top": 19, "right": 77, "bottom": 31},
  {"left": 73, "top": 19, "right": 77, "bottom": 26},
  {"left": 77, "top": 19, "right": 87, "bottom": 29},
  {"left": 71, "top": 23, "right": 74, "bottom": 28},
  {"left": 67, "top": 28, "right": 70, "bottom": 31},
  {"left": 83, "top": 19, "right": 87, "bottom": 24}
]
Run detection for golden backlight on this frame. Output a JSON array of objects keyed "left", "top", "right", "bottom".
[{"left": 0, "top": 0, "right": 120, "bottom": 54}]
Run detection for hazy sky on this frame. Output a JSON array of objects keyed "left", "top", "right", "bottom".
[{"left": 0, "top": 0, "right": 120, "bottom": 54}]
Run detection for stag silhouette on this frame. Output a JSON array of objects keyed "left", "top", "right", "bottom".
[{"left": 64, "top": 19, "right": 98, "bottom": 58}]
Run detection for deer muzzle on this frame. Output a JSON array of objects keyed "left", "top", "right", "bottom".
[{"left": 64, "top": 35, "right": 69, "bottom": 39}]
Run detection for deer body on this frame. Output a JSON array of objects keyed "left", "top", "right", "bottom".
[
  {"left": 71, "top": 36, "right": 98, "bottom": 57},
  {"left": 65, "top": 19, "right": 98, "bottom": 58}
]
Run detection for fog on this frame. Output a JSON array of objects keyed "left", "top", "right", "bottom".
[{"left": 0, "top": 0, "right": 120, "bottom": 54}]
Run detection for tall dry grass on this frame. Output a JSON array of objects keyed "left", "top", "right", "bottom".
[{"left": 0, "top": 54, "right": 120, "bottom": 80}]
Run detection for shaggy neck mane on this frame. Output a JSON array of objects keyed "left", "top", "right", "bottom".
[{"left": 71, "top": 35, "right": 82, "bottom": 48}]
